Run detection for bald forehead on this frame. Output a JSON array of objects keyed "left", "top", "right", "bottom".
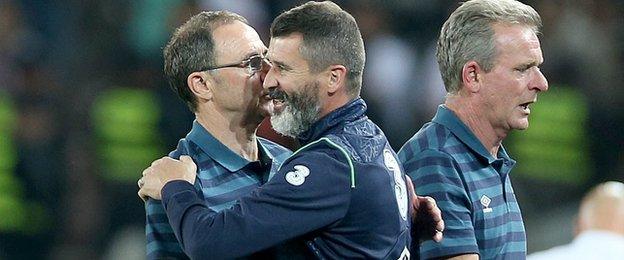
[
  {"left": 585, "top": 182, "right": 624, "bottom": 203},
  {"left": 212, "top": 21, "right": 266, "bottom": 62},
  {"left": 493, "top": 23, "right": 540, "bottom": 52},
  {"left": 581, "top": 182, "right": 624, "bottom": 218}
]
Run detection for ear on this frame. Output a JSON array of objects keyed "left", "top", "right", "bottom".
[
  {"left": 461, "top": 61, "right": 482, "bottom": 93},
  {"left": 187, "top": 71, "right": 214, "bottom": 102},
  {"left": 326, "top": 65, "right": 347, "bottom": 95}
]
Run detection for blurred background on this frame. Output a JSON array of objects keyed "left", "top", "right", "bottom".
[{"left": 0, "top": 0, "right": 622, "bottom": 259}]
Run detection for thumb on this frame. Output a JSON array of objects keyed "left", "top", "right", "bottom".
[
  {"left": 180, "top": 155, "right": 197, "bottom": 171},
  {"left": 405, "top": 175, "right": 421, "bottom": 210}
]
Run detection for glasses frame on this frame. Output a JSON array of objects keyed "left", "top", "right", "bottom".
[{"left": 200, "top": 54, "right": 269, "bottom": 74}]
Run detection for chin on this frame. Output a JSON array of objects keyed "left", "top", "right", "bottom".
[{"left": 511, "top": 121, "right": 530, "bottom": 131}]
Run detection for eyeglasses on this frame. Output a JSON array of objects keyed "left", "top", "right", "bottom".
[{"left": 201, "top": 54, "right": 269, "bottom": 74}]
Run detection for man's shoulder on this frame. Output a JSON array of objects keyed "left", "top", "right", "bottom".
[
  {"left": 167, "top": 138, "right": 193, "bottom": 159},
  {"left": 398, "top": 121, "right": 460, "bottom": 159},
  {"left": 328, "top": 118, "right": 389, "bottom": 163},
  {"left": 292, "top": 137, "right": 348, "bottom": 158},
  {"left": 166, "top": 138, "right": 212, "bottom": 165}
]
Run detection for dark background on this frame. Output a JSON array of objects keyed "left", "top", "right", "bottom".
[{"left": 0, "top": 0, "right": 622, "bottom": 259}]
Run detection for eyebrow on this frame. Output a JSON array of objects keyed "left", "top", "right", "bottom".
[
  {"left": 519, "top": 60, "right": 541, "bottom": 69},
  {"left": 240, "top": 49, "right": 268, "bottom": 61},
  {"left": 267, "top": 56, "right": 292, "bottom": 71}
]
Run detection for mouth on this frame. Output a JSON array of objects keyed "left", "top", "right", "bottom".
[
  {"left": 268, "top": 88, "right": 287, "bottom": 108},
  {"left": 519, "top": 99, "right": 536, "bottom": 113}
]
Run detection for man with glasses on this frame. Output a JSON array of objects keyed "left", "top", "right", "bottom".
[
  {"left": 138, "top": 1, "right": 443, "bottom": 259},
  {"left": 139, "top": 11, "right": 296, "bottom": 259}
]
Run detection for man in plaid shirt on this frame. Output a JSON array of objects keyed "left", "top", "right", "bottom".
[{"left": 140, "top": 10, "right": 298, "bottom": 259}]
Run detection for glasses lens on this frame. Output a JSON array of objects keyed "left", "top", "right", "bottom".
[{"left": 248, "top": 56, "right": 263, "bottom": 72}]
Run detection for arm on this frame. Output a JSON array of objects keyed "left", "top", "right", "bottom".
[
  {"left": 141, "top": 141, "right": 194, "bottom": 259},
  {"left": 144, "top": 199, "right": 189, "bottom": 259},
  {"left": 159, "top": 149, "right": 352, "bottom": 259},
  {"left": 399, "top": 148, "right": 480, "bottom": 259}
]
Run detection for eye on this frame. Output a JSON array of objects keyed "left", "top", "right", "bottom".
[
  {"left": 248, "top": 56, "right": 263, "bottom": 71},
  {"left": 516, "top": 66, "right": 530, "bottom": 72}
]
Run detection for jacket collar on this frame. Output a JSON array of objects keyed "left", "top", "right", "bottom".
[{"left": 297, "top": 98, "right": 367, "bottom": 145}]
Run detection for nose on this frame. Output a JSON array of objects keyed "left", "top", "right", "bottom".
[
  {"left": 258, "top": 58, "right": 271, "bottom": 83},
  {"left": 530, "top": 68, "right": 548, "bottom": 92},
  {"left": 263, "top": 62, "right": 278, "bottom": 91}
]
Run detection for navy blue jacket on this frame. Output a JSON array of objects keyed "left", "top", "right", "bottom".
[{"left": 161, "top": 98, "right": 412, "bottom": 259}]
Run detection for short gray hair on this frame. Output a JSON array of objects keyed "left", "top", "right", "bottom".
[
  {"left": 436, "top": 0, "right": 542, "bottom": 93},
  {"left": 271, "top": 1, "right": 365, "bottom": 96}
]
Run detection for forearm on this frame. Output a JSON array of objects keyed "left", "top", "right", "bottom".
[
  {"left": 160, "top": 180, "right": 316, "bottom": 258},
  {"left": 161, "top": 181, "right": 232, "bottom": 259}
]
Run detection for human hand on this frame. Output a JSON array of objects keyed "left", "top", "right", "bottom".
[
  {"left": 406, "top": 175, "right": 444, "bottom": 242},
  {"left": 137, "top": 155, "right": 197, "bottom": 202}
]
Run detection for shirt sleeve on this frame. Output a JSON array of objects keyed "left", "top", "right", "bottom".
[
  {"left": 144, "top": 199, "right": 189, "bottom": 259},
  {"left": 143, "top": 140, "right": 192, "bottom": 259},
  {"left": 400, "top": 148, "right": 479, "bottom": 259},
  {"left": 161, "top": 147, "right": 352, "bottom": 259}
]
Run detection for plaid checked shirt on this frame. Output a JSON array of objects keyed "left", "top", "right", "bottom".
[
  {"left": 144, "top": 121, "right": 292, "bottom": 259},
  {"left": 398, "top": 105, "right": 526, "bottom": 260}
]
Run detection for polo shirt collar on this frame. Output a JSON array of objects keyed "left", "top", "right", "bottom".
[
  {"left": 257, "top": 138, "right": 276, "bottom": 161},
  {"left": 432, "top": 105, "right": 513, "bottom": 164},
  {"left": 186, "top": 120, "right": 250, "bottom": 172}
]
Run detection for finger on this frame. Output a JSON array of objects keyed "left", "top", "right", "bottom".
[
  {"left": 437, "top": 219, "right": 445, "bottom": 233},
  {"left": 180, "top": 155, "right": 192, "bottom": 163},
  {"left": 138, "top": 189, "right": 147, "bottom": 203},
  {"left": 142, "top": 168, "right": 149, "bottom": 176},
  {"left": 428, "top": 201, "right": 443, "bottom": 222},
  {"left": 420, "top": 196, "right": 438, "bottom": 212},
  {"left": 425, "top": 196, "right": 437, "bottom": 208},
  {"left": 180, "top": 155, "right": 197, "bottom": 172},
  {"left": 405, "top": 176, "right": 420, "bottom": 212},
  {"left": 151, "top": 157, "right": 169, "bottom": 166},
  {"left": 433, "top": 230, "right": 443, "bottom": 242},
  {"left": 405, "top": 175, "right": 415, "bottom": 194},
  {"left": 137, "top": 178, "right": 144, "bottom": 188}
]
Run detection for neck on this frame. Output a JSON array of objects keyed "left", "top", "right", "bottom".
[
  {"left": 318, "top": 93, "right": 356, "bottom": 119},
  {"left": 445, "top": 95, "right": 506, "bottom": 157},
  {"left": 195, "top": 106, "right": 260, "bottom": 161}
]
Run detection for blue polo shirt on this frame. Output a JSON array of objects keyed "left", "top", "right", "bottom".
[
  {"left": 144, "top": 120, "right": 292, "bottom": 259},
  {"left": 398, "top": 105, "right": 526, "bottom": 259},
  {"left": 160, "top": 98, "right": 412, "bottom": 259}
]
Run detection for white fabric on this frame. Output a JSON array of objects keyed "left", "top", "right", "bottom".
[{"left": 528, "top": 230, "right": 624, "bottom": 260}]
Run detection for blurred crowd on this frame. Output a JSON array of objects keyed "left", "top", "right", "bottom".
[{"left": 0, "top": 0, "right": 622, "bottom": 259}]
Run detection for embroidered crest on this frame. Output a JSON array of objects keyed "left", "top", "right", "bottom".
[
  {"left": 383, "top": 149, "right": 408, "bottom": 221},
  {"left": 480, "top": 195, "right": 492, "bottom": 213},
  {"left": 285, "top": 165, "right": 310, "bottom": 186},
  {"left": 398, "top": 246, "right": 411, "bottom": 260}
]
